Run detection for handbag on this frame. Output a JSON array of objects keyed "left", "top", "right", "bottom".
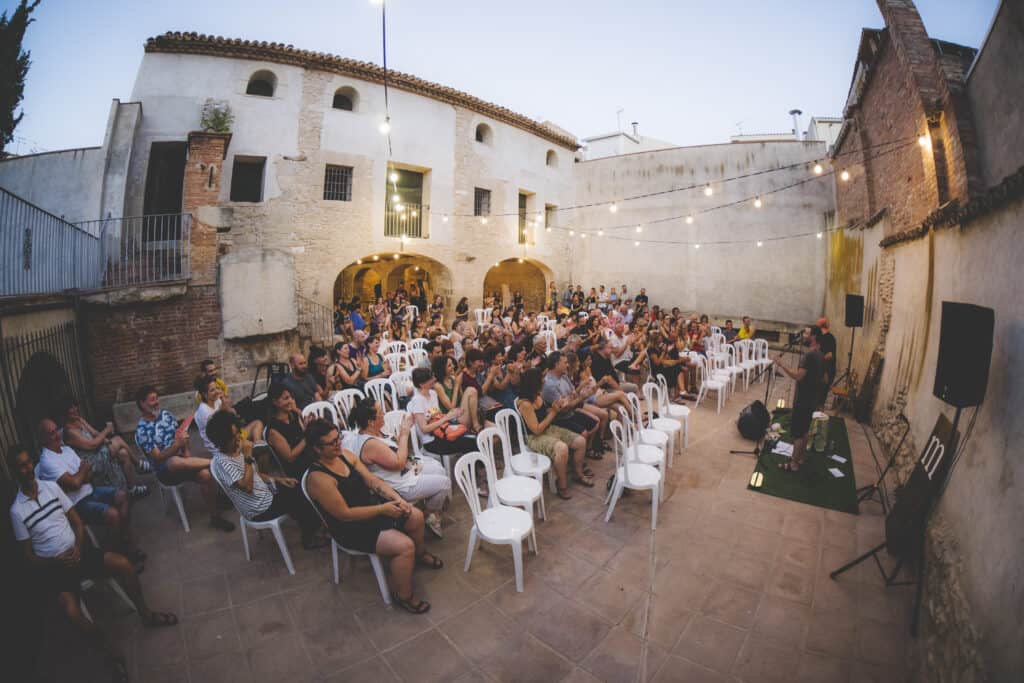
[{"left": 430, "top": 409, "right": 468, "bottom": 441}]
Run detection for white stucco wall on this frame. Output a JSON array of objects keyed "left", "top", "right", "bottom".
[
  {"left": 0, "top": 147, "right": 104, "bottom": 222},
  {"left": 220, "top": 247, "right": 297, "bottom": 339},
  {"left": 575, "top": 141, "right": 834, "bottom": 325}
]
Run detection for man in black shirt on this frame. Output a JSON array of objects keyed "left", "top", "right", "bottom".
[
  {"left": 281, "top": 353, "right": 322, "bottom": 409},
  {"left": 775, "top": 329, "right": 826, "bottom": 473},
  {"left": 817, "top": 318, "right": 838, "bottom": 402},
  {"left": 587, "top": 340, "right": 633, "bottom": 415},
  {"left": 634, "top": 288, "right": 649, "bottom": 307}
]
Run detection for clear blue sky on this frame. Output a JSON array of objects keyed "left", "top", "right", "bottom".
[{"left": 6, "top": 0, "right": 999, "bottom": 155}]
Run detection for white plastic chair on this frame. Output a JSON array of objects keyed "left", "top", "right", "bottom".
[
  {"left": 709, "top": 353, "right": 732, "bottom": 401},
  {"left": 695, "top": 357, "right": 726, "bottom": 414},
  {"left": 642, "top": 382, "right": 682, "bottom": 467},
  {"left": 381, "top": 409, "right": 408, "bottom": 439},
  {"left": 391, "top": 370, "right": 414, "bottom": 402},
  {"left": 331, "top": 388, "right": 364, "bottom": 424},
  {"left": 300, "top": 471, "right": 391, "bottom": 605},
  {"left": 158, "top": 480, "right": 190, "bottom": 532},
  {"left": 721, "top": 344, "right": 745, "bottom": 393},
  {"left": 210, "top": 462, "right": 295, "bottom": 575},
  {"left": 477, "top": 427, "right": 545, "bottom": 522},
  {"left": 474, "top": 308, "right": 492, "bottom": 328},
  {"left": 406, "top": 304, "right": 419, "bottom": 321},
  {"left": 540, "top": 319, "right": 556, "bottom": 332},
  {"left": 385, "top": 351, "right": 406, "bottom": 373},
  {"left": 406, "top": 348, "right": 428, "bottom": 369},
  {"left": 710, "top": 325, "right": 722, "bottom": 336},
  {"left": 495, "top": 408, "right": 556, "bottom": 494},
  {"left": 454, "top": 452, "right": 536, "bottom": 593},
  {"left": 79, "top": 577, "right": 136, "bottom": 622},
  {"left": 753, "top": 339, "right": 773, "bottom": 379},
  {"left": 302, "top": 401, "right": 341, "bottom": 428},
  {"left": 385, "top": 341, "right": 408, "bottom": 356},
  {"left": 625, "top": 393, "right": 669, "bottom": 460},
  {"left": 410, "top": 337, "right": 428, "bottom": 350},
  {"left": 616, "top": 405, "right": 666, "bottom": 500},
  {"left": 365, "top": 377, "right": 399, "bottom": 413},
  {"left": 655, "top": 374, "right": 690, "bottom": 451},
  {"left": 405, "top": 416, "right": 452, "bottom": 502},
  {"left": 735, "top": 339, "right": 757, "bottom": 389},
  {"left": 540, "top": 330, "right": 558, "bottom": 355},
  {"left": 605, "top": 420, "right": 661, "bottom": 530}
]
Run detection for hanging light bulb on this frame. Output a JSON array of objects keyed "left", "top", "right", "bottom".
[
  {"left": 373, "top": 255, "right": 379, "bottom": 261},
  {"left": 635, "top": 225, "right": 643, "bottom": 233},
  {"left": 756, "top": 241, "right": 763, "bottom": 247},
  {"left": 545, "top": 226, "right": 551, "bottom": 232},
  {"left": 918, "top": 134, "right": 930, "bottom": 148},
  {"left": 379, "top": 117, "right": 391, "bottom": 135},
  {"left": 480, "top": 217, "right": 488, "bottom": 225},
  {"left": 411, "top": 210, "right": 417, "bottom": 217},
  {"left": 581, "top": 233, "right": 587, "bottom": 239},
  {"left": 754, "top": 197, "right": 762, "bottom": 208},
  {"left": 634, "top": 241, "right": 640, "bottom": 247},
  {"left": 704, "top": 185, "right": 713, "bottom": 196},
  {"left": 840, "top": 170, "right": 850, "bottom": 181},
  {"left": 598, "top": 229, "right": 604, "bottom": 236},
  {"left": 609, "top": 202, "right": 618, "bottom": 213},
  {"left": 394, "top": 203, "right": 403, "bottom": 212},
  {"left": 494, "top": 262, "right": 499, "bottom": 267},
  {"left": 414, "top": 266, "right": 419, "bottom": 271},
  {"left": 357, "top": 258, "right": 363, "bottom": 264},
  {"left": 686, "top": 215, "right": 694, "bottom": 224},
  {"left": 813, "top": 163, "right": 823, "bottom": 175},
  {"left": 694, "top": 244, "right": 701, "bottom": 249},
  {"left": 392, "top": 194, "right": 400, "bottom": 203},
  {"left": 517, "top": 258, "right": 524, "bottom": 263},
  {"left": 817, "top": 232, "right": 823, "bottom": 239},
  {"left": 442, "top": 215, "right": 449, "bottom": 223},
  {"left": 389, "top": 171, "right": 399, "bottom": 182},
  {"left": 393, "top": 253, "right": 400, "bottom": 259}
]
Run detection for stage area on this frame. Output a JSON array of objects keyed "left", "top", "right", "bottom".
[{"left": 47, "top": 376, "right": 914, "bottom": 683}]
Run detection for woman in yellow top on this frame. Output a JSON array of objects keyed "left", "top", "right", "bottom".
[{"left": 737, "top": 316, "right": 756, "bottom": 340}]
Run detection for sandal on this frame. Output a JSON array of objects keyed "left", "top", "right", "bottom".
[
  {"left": 777, "top": 462, "right": 800, "bottom": 473},
  {"left": 135, "top": 460, "right": 154, "bottom": 474},
  {"left": 392, "top": 592, "right": 431, "bottom": 614},
  {"left": 126, "top": 548, "right": 147, "bottom": 565},
  {"left": 556, "top": 486, "right": 573, "bottom": 500},
  {"left": 142, "top": 611, "right": 178, "bottom": 628},
  {"left": 106, "top": 655, "right": 129, "bottom": 683},
  {"left": 417, "top": 551, "right": 444, "bottom": 570}
]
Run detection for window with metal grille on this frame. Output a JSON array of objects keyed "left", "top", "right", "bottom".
[
  {"left": 474, "top": 188, "right": 491, "bottom": 216},
  {"left": 518, "top": 193, "right": 528, "bottom": 244},
  {"left": 230, "top": 157, "right": 266, "bottom": 202},
  {"left": 545, "top": 204, "right": 557, "bottom": 230},
  {"left": 324, "top": 165, "right": 353, "bottom": 201}
]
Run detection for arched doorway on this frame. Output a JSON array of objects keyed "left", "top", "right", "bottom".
[
  {"left": 483, "top": 258, "right": 552, "bottom": 312},
  {"left": 16, "top": 352, "right": 74, "bottom": 446},
  {"left": 333, "top": 253, "right": 454, "bottom": 316}
]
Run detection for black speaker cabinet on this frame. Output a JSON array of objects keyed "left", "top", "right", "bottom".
[
  {"left": 845, "top": 294, "right": 864, "bottom": 328},
  {"left": 933, "top": 302, "right": 994, "bottom": 407}
]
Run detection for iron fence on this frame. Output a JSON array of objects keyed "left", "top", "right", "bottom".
[
  {"left": 384, "top": 202, "right": 424, "bottom": 238},
  {"left": 297, "top": 295, "right": 335, "bottom": 344},
  {"left": 76, "top": 213, "right": 192, "bottom": 289},
  {"left": 0, "top": 187, "right": 103, "bottom": 297}
]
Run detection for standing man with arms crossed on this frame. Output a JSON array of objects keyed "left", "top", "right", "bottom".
[{"left": 774, "top": 328, "right": 827, "bottom": 474}]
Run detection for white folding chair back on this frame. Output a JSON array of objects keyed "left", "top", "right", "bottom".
[
  {"left": 382, "top": 409, "right": 408, "bottom": 439},
  {"left": 694, "top": 357, "right": 726, "bottom": 414},
  {"left": 406, "top": 348, "right": 428, "bottom": 369},
  {"left": 495, "top": 408, "right": 555, "bottom": 493},
  {"left": 410, "top": 337, "right": 428, "bottom": 349},
  {"left": 642, "top": 381, "right": 682, "bottom": 466},
  {"left": 625, "top": 392, "right": 669, "bottom": 456},
  {"left": 300, "top": 471, "right": 391, "bottom": 604},
  {"left": 157, "top": 481, "right": 190, "bottom": 532},
  {"left": 474, "top": 308, "right": 491, "bottom": 328},
  {"left": 616, "top": 405, "right": 666, "bottom": 499},
  {"left": 654, "top": 374, "right": 690, "bottom": 450},
  {"left": 453, "top": 452, "right": 535, "bottom": 592},
  {"left": 384, "top": 341, "right": 408, "bottom": 356},
  {"left": 302, "top": 401, "right": 341, "bottom": 428},
  {"left": 540, "top": 320, "right": 556, "bottom": 332},
  {"left": 606, "top": 420, "right": 661, "bottom": 529},
  {"left": 365, "top": 378, "right": 399, "bottom": 413},
  {"left": 391, "top": 370, "right": 414, "bottom": 399},
  {"left": 211, "top": 461, "right": 295, "bottom": 574},
  {"left": 332, "top": 388, "right": 364, "bottom": 424},
  {"left": 406, "top": 304, "right": 419, "bottom": 321},
  {"left": 477, "top": 427, "right": 545, "bottom": 521},
  {"left": 384, "top": 351, "right": 406, "bottom": 373},
  {"left": 540, "top": 330, "right": 557, "bottom": 355},
  {"left": 711, "top": 325, "right": 722, "bottom": 336}
]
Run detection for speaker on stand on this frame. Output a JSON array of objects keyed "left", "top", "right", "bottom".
[{"left": 830, "top": 294, "right": 864, "bottom": 410}]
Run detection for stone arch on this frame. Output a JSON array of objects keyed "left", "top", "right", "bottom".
[
  {"left": 333, "top": 252, "right": 454, "bottom": 314},
  {"left": 246, "top": 69, "right": 277, "bottom": 97},
  {"left": 15, "top": 352, "right": 73, "bottom": 448},
  {"left": 482, "top": 258, "right": 554, "bottom": 312}
]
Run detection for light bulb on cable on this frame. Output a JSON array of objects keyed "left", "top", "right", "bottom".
[
  {"left": 379, "top": 117, "right": 391, "bottom": 135},
  {"left": 840, "top": 169, "right": 850, "bottom": 181},
  {"left": 694, "top": 244, "right": 701, "bottom": 249},
  {"left": 442, "top": 215, "right": 449, "bottom": 223},
  {"left": 918, "top": 134, "right": 930, "bottom": 148},
  {"left": 756, "top": 241, "right": 763, "bottom": 247},
  {"left": 518, "top": 258, "right": 524, "bottom": 263},
  {"left": 480, "top": 217, "right": 488, "bottom": 225},
  {"left": 704, "top": 186, "right": 713, "bottom": 196},
  {"left": 373, "top": 255, "right": 379, "bottom": 261},
  {"left": 817, "top": 232, "right": 823, "bottom": 239},
  {"left": 813, "top": 163, "right": 823, "bottom": 175},
  {"left": 635, "top": 225, "right": 642, "bottom": 233},
  {"left": 394, "top": 203, "right": 403, "bottom": 212},
  {"left": 609, "top": 202, "right": 618, "bottom": 214},
  {"left": 410, "top": 210, "right": 417, "bottom": 217},
  {"left": 392, "top": 194, "right": 400, "bottom": 203},
  {"left": 393, "top": 253, "right": 400, "bottom": 259},
  {"left": 598, "top": 229, "right": 604, "bottom": 236},
  {"left": 754, "top": 197, "right": 762, "bottom": 208},
  {"left": 634, "top": 241, "right": 640, "bottom": 247},
  {"left": 581, "top": 233, "right": 587, "bottom": 239},
  {"left": 389, "top": 171, "right": 399, "bottom": 182},
  {"left": 569, "top": 230, "right": 575, "bottom": 236},
  {"left": 357, "top": 258, "right": 363, "bottom": 264},
  {"left": 686, "top": 215, "right": 694, "bottom": 224}
]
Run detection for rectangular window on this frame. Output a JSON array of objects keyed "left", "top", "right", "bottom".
[
  {"left": 323, "top": 165, "right": 353, "bottom": 201},
  {"left": 518, "top": 193, "right": 528, "bottom": 244},
  {"left": 474, "top": 188, "right": 491, "bottom": 217},
  {"left": 229, "top": 156, "right": 266, "bottom": 202},
  {"left": 385, "top": 168, "right": 425, "bottom": 238}
]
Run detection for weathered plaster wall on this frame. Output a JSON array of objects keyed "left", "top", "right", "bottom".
[
  {"left": 220, "top": 247, "right": 297, "bottom": 339},
  {"left": 0, "top": 147, "right": 104, "bottom": 222}
]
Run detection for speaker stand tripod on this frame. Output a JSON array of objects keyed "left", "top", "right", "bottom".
[
  {"left": 856, "top": 414, "right": 910, "bottom": 509},
  {"left": 830, "top": 327, "right": 857, "bottom": 412}
]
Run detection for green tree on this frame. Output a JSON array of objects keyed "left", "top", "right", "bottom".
[{"left": 0, "top": 0, "right": 41, "bottom": 155}]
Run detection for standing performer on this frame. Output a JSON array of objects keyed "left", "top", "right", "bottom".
[{"left": 774, "top": 328, "right": 827, "bottom": 473}]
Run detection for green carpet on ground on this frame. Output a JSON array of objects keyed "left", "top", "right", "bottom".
[{"left": 748, "top": 412, "right": 859, "bottom": 514}]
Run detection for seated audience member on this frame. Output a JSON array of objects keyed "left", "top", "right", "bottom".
[
  {"left": 737, "top": 316, "right": 756, "bottom": 340},
  {"left": 527, "top": 333, "right": 548, "bottom": 367},
  {"left": 328, "top": 341, "right": 363, "bottom": 391},
  {"left": 425, "top": 313, "right": 445, "bottom": 338},
  {"left": 650, "top": 330, "right": 693, "bottom": 400},
  {"left": 281, "top": 353, "right": 322, "bottom": 410},
  {"left": 461, "top": 348, "right": 499, "bottom": 428},
  {"left": 408, "top": 367, "right": 479, "bottom": 458},
  {"left": 193, "top": 376, "right": 263, "bottom": 456},
  {"left": 515, "top": 368, "right": 587, "bottom": 499},
  {"left": 308, "top": 346, "right": 331, "bottom": 396},
  {"left": 55, "top": 396, "right": 147, "bottom": 497},
  {"left": 362, "top": 335, "right": 392, "bottom": 382},
  {"left": 206, "top": 411, "right": 326, "bottom": 549},
  {"left": 265, "top": 383, "right": 315, "bottom": 480},
  {"left": 590, "top": 338, "right": 638, "bottom": 399},
  {"left": 193, "top": 358, "right": 228, "bottom": 404},
  {"left": 349, "top": 329, "right": 369, "bottom": 360},
  {"left": 417, "top": 341, "right": 442, "bottom": 370},
  {"left": 609, "top": 322, "right": 634, "bottom": 372},
  {"left": 371, "top": 296, "right": 390, "bottom": 334},
  {"left": 454, "top": 296, "right": 469, "bottom": 326},
  {"left": 541, "top": 352, "right": 602, "bottom": 462},
  {"left": 483, "top": 345, "right": 517, "bottom": 410},
  {"left": 349, "top": 304, "right": 367, "bottom": 332},
  {"left": 304, "top": 419, "right": 440, "bottom": 614},
  {"left": 9, "top": 446, "right": 177, "bottom": 682},
  {"left": 433, "top": 356, "right": 477, "bottom": 430},
  {"left": 134, "top": 386, "right": 234, "bottom": 532},
  {"left": 722, "top": 319, "right": 738, "bottom": 342},
  {"left": 350, "top": 398, "right": 450, "bottom": 537},
  {"left": 36, "top": 419, "right": 141, "bottom": 562}
]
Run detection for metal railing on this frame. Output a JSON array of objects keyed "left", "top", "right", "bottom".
[
  {"left": 77, "top": 213, "right": 192, "bottom": 289},
  {"left": 1, "top": 187, "right": 103, "bottom": 297},
  {"left": 384, "top": 202, "right": 424, "bottom": 238},
  {"left": 297, "top": 295, "right": 335, "bottom": 343}
]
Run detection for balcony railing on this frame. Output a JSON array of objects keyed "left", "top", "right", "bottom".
[
  {"left": 1, "top": 187, "right": 103, "bottom": 297},
  {"left": 297, "top": 295, "right": 335, "bottom": 343},
  {"left": 77, "top": 213, "right": 192, "bottom": 289},
  {"left": 384, "top": 202, "right": 424, "bottom": 238}
]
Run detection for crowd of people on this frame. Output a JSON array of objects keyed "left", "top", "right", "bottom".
[{"left": 8, "top": 279, "right": 840, "bottom": 680}]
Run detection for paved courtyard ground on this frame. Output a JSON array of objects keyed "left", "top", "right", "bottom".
[{"left": 43, "top": 375, "right": 915, "bottom": 682}]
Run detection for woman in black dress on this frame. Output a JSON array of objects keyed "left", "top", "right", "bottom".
[{"left": 304, "top": 419, "right": 442, "bottom": 613}]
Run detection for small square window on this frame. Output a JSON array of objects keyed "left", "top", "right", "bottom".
[
  {"left": 324, "top": 165, "right": 353, "bottom": 201},
  {"left": 474, "top": 188, "right": 491, "bottom": 217},
  {"left": 230, "top": 157, "right": 266, "bottom": 202}
]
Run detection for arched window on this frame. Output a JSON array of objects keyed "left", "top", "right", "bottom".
[
  {"left": 475, "top": 123, "right": 493, "bottom": 145},
  {"left": 546, "top": 149, "right": 558, "bottom": 167},
  {"left": 246, "top": 70, "right": 277, "bottom": 97},
  {"left": 333, "top": 86, "right": 358, "bottom": 111}
]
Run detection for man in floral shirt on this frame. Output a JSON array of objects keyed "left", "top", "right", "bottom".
[{"left": 134, "top": 386, "right": 234, "bottom": 532}]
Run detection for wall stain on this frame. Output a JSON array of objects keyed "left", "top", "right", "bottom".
[
  {"left": 828, "top": 228, "right": 864, "bottom": 299},
  {"left": 914, "top": 229, "right": 936, "bottom": 390}
]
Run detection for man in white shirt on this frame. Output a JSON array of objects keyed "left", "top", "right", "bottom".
[
  {"left": 9, "top": 445, "right": 178, "bottom": 681},
  {"left": 35, "top": 419, "right": 140, "bottom": 562}
]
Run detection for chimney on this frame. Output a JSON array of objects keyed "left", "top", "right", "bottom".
[
  {"left": 789, "top": 109, "right": 803, "bottom": 140},
  {"left": 631, "top": 121, "right": 639, "bottom": 139}
]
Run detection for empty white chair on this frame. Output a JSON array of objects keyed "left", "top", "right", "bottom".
[
  {"left": 655, "top": 374, "right": 690, "bottom": 451},
  {"left": 410, "top": 337, "right": 429, "bottom": 349},
  {"left": 365, "top": 377, "right": 399, "bottom": 413},
  {"left": 210, "top": 463, "right": 295, "bottom": 575},
  {"left": 642, "top": 382, "right": 682, "bottom": 467},
  {"left": 79, "top": 577, "right": 136, "bottom": 623},
  {"left": 605, "top": 420, "right": 661, "bottom": 530},
  {"left": 709, "top": 353, "right": 732, "bottom": 401},
  {"left": 477, "top": 427, "right": 545, "bottom": 522},
  {"left": 300, "top": 472, "right": 391, "bottom": 604},
  {"left": 385, "top": 351, "right": 406, "bottom": 373},
  {"left": 384, "top": 341, "right": 408, "bottom": 356},
  {"left": 157, "top": 481, "right": 190, "bottom": 532},
  {"left": 695, "top": 357, "right": 726, "bottom": 414},
  {"left": 753, "top": 338, "right": 773, "bottom": 378},
  {"left": 495, "top": 408, "right": 556, "bottom": 493},
  {"left": 710, "top": 325, "right": 722, "bottom": 336},
  {"left": 302, "top": 401, "right": 341, "bottom": 428},
  {"left": 331, "top": 388, "right": 364, "bottom": 424},
  {"left": 721, "top": 344, "right": 745, "bottom": 394},
  {"left": 735, "top": 339, "right": 758, "bottom": 389},
  {"left": 625, "top": 392, "right": 669, "bottom": 459},
  {"left": 540, "top": 319, "right": 556, "bottom": 332},
  {"left": 406, "top": 348, "right": 428, "bottom": 369},
  {"left": 474, "top": 308, "right": 492, "bottom": 328},
  {"left": 616, "top": 405, "right": 666, "bottom": 500},
  {"left": 603, "top": 327, "right": 615, "bottom": 339},
  {"left": 455, "top": 452, "right": 535, "bottom": 593}
]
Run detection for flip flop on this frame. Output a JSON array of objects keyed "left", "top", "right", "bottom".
[
  {"left": 416, "top": 552, "right": 444, "bottom": 570},
  {"left": 777, "top": 462, "right": 800, "bottom": 473},
  {"left": 392, "top": 592, "right": 431, "bottom": 614},
  {"left": 142, "top": 611, "right": 178, "bottom": 628}
]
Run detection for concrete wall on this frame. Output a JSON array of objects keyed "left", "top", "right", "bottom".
[
  {"left": 965, "top": 0, "right": 1024, "bottom": 188},
  {"left": 220, "top": 247, "right": 297, "bottom": 339},
  {"left": 575, "top": 141, "right": 834, "bottom": 325}
]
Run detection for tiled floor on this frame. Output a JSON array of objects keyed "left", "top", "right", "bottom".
[{"left": 41, "top": 376, "right": 916, "bottom": 682}]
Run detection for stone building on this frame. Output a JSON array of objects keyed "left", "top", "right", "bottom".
[{"left": 823, "top": 0, "right": 1024, "bottom": 679}]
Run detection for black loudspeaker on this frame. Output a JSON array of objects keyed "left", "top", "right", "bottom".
[
  {"left": 845, "top": 294, "right": 864, "bottom": 327},
  {"left": 737, "top": 401, "right": 770, "bottom": 440},
  {"left": 933, "top": 302, "right": 994, "bottom": 407}
]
